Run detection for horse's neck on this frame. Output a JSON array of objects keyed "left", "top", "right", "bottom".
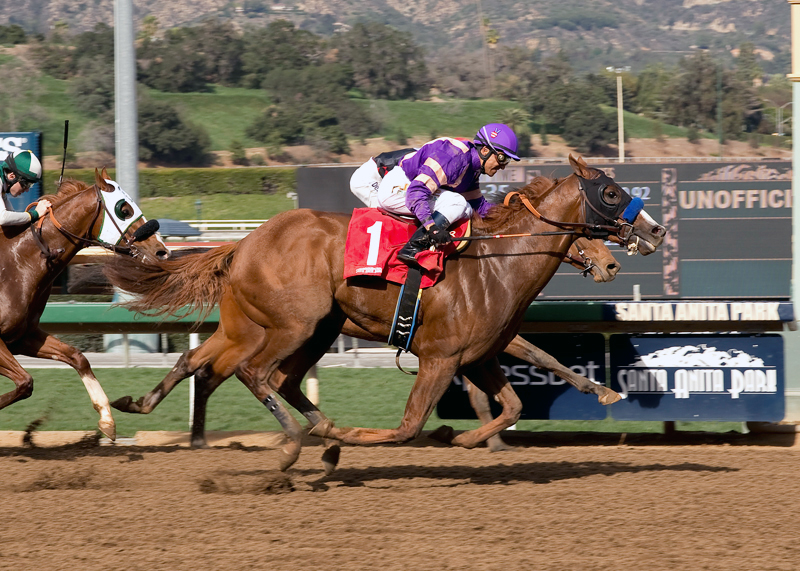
[
  {"left": 473, "top": 186, "right": 581, "bottom": 302},
  {"left": 26, "top": 197, "right": 96, "bottom": 272}
]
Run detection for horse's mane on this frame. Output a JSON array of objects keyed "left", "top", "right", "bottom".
[
  {"left": 40, "top": 178, "right": 94, "bottom": 207},
  {"left": 474, "top": 175, "right": 564, "bottom": 234}
]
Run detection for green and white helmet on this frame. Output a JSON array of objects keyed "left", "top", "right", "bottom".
[{"left": 2, "top": 149, "right": 43, "bottom": 185}]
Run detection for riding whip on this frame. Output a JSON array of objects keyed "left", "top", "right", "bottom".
[{"left": 58, "top": 120, "right": 69, "bottom": 188}]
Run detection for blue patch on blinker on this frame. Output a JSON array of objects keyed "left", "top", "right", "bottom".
[{"left": 622, "top": 197, "right": 644, "bottom": 223}]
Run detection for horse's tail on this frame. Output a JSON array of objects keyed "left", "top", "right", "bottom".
[{"left": 103, "top": 243, "right": 239, "bottom": 320}]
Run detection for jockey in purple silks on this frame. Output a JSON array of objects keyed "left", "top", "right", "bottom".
[{"left": 376, "top": 123, "right": 520, "bottom": 268}]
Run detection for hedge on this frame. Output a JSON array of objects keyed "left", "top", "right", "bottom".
[{"left": 43, "top": 167, "right": 297, "bottom": 197}]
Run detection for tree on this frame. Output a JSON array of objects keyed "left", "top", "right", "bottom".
[
  {"left": 138, "top": 97, "right": 211, "bottom": 165},
  {"left": 493, "top": 46, "right": 540, "bottom": 101},
  {"left": 229, "top": 140, "right": 248, "bottom": 165},
  {"left": 138, "top": 15, "right": 159, "bottom": 42},
  {"left": 240, "top": 20, "right": 322, "bottom": 88},
  {"left": 632, "top": 63, "right": 670, "bottom": 117},
  {"left": 735, "top": 42, "right": 762, "bottom": 86},
  {"left": 563, "top": 103, "right": 612, "bottom": 153},
  {"left": 69, "top": 55, "right": 115, "bottom": 121},
  {"left": 261, "top": 64, "right": 377, "bottom": 141},
  {"left": 331, "top": 22, "right": 430, "bottom": 100},
  {"left": 137, "top": 28, "right": 211, "bottom": 92},
  {"left": 0, "top": 24, "right": 27, "bottom": 44},
  {"left": 0, "top": 58, "right": 47, "bottom": 131},
  {"left": 497, "top": 108, "right": 533, "bottom": 157},
  {"left": 662, "top": 51, "right": 720, "bottom": 132},
  {"left": 246, "top": 102, "right": 351, "bottom": 155}
]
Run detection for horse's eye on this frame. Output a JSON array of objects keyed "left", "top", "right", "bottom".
[
  {"left": 115, "top": 199, "right": 134, "bottom": 220},
  {"left": 603, "top": 187, "right": 620, "bottom": 204}
]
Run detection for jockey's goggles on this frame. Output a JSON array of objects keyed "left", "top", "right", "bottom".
[{"left": 493, "top": 150, "right": 511, "bottom": 166}]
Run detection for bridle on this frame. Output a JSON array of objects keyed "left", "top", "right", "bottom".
[
  {"left": 27, "top": 184, "right": 156, "bottom": 261},
  {"left": 563, "top": 247, "right": 598, "bottom": 278},
  {"left": 502, "top": 171, "right": 644, "bottom": 251}
]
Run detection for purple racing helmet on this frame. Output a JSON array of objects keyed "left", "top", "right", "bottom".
[{"left": 474, "top": 123, "right": 520, "bottom": 161}]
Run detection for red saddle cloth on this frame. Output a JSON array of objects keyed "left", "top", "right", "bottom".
[{"left": 343, "top": 208, "right": 469, "bottom": 288}]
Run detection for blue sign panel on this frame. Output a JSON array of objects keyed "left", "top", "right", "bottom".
[
  {"left": 437, "top": 333, "right": 607, "bottom": 420},
  {"left": 0, "top": 132, "right": 43, "bottom": 210},
  {"left": 609, "top": 334, "right": 784, "bottom": 421}
]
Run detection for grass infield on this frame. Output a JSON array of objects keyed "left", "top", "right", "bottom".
[{"left": 0, "top": 368, "right": 743, "bottom": 438}]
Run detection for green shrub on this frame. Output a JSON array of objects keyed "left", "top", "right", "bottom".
[{"left": 229, "top": 140, "right": 249, "bottom": 165}]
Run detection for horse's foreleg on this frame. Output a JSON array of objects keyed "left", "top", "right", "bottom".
[
  {"left": 504, "top": 335, "right": 621, "bottom": 405},
  {"left": 463, "top": 378, "right": 514, "bottom": 452},
  {"left": 321, "top": 357, "right": 459, "bottom": 445},
  {"left": 451, "top": 358, "right": 522, "bottom": 449},
  {"left": 11, "top": 329, "right": 116, "bottom": 440},
  {"left": 0, "top": 339, "right": 35, "bottom": 410}
]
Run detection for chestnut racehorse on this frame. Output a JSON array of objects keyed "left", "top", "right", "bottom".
[
  {"left": 0, "top": 169, "right": 169, "bottom": 440},
  {"left": 110, "top": 234, "right": 622, "bottom": 457},
  {"left": 106, "top": 155, "right": 665, "bottom": 465}
]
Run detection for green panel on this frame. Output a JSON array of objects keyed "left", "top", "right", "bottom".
[
  {"left": 680, "top": 260, "right": 791, "bottom": 298},
  {"left": 524, "top": 302, "right": 608, "bottom": 322},
  {"left": 40, "top": 303, "right": 220, "bottom": 324}
]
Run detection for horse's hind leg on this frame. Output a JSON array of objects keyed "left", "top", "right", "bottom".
[
  {"left": 504, "top": 335, "right": 620, "bottom": 405},
  {"left": 235, "top": 320, "right": 344, "bottom": 473},
  {"left": 234, "top": 364, "right": 306, "bottom": 472},
  {"left": 463, "top": 378, "right": 514, "bottom": 452},
  {"left": 10, "top": 329, "right": 116, "bottom": 440},
  {"left": 0, "top": 339, "right": 36, "bottom": 409},
  {"left": 111, "top": 345, "right": 207, "bottom": 414}
]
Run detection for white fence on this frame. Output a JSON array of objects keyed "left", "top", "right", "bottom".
[{"left": 178, "top": 220, "right": 268, "bottom": 241}]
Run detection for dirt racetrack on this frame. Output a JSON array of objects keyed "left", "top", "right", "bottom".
[{"left": 1, "top": 430, "right": 798, "bottom": 571}]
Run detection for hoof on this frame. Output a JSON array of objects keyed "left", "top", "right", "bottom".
[
  {"left": 321, "top": 445, "right": 341, "bottom": 476},
  {"left": 452, "top": 432, "right": 479, "bottom": 449},
  {"left": 98, "top": 418, "right": 116, "bottom": 441},
  {"left": 597, "top": 387, "right": 622, "bottom": 405},
  {"left": 190, "top": 438, "right": 209, "bottom": 449},
  {"left": 110, "top": 395, "right": 132, "bottom": 411},
  {"left": 278, "top": 441, "right": 302, "bottom": 472},
  {"left": 487, "top": 435, "right": 515, "bottom": 452},
  {"left": 428, "top": 425, "right": 455, "bottom": 444},
  {"left": 308, "top": 418, "right": 334, "bottom": 438},
  {"left": 111, "top": 395, "right": 142, "bottom": 413}
]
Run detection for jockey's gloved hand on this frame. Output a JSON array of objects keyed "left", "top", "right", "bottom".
[{"left": 427, "top": 226, "right": 450, "bottom": 247}]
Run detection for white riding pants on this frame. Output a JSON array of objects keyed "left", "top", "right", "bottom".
[
  {"left": 376, "top": 166, "right": 473, "bottom": 224},
  {"left": 350, "top": 158, "right": 381, "bottom": 207}
]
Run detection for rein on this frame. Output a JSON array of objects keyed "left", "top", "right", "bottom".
[
  {"left": 28, "top": 185, "right": 142, "bottom": 261},
  {"left": 502, "top": 185, "right": 621, "bottom": 239}
]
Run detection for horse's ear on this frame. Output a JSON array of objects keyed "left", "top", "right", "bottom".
[
  {"left": 101, "top": 166, "right": 110, "bottom": 181},
  {"left": 95, "top": 167, "right": 112, "bottom": 191},
  {"left": 568, "top": 154, "right": 592, "bottom": 178}
]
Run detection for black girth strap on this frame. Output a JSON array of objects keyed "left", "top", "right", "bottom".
[{"left": 388, "top": 267, "right": 423, "bottom": 351}]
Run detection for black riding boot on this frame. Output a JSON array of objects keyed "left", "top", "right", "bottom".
[
  {"left": 397, "top": 212, "right": 451, "bottom": 268},
  {"left": 397, "top": 225, "right": 430, "bottom": 268}
]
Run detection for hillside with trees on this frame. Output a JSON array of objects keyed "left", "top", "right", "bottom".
[
  {"left": 0, "top": 0, "right": 791, "bottom": 74},
  {"left": 0, "top": 10, "right": 792, "bottom": 167}
]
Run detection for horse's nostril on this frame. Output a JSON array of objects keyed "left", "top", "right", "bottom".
[
  {"left": 653, "top": 226, "right": 665, "bottom": 236},
  {"left": 157, "top": 250, "right": 170, "bottom": 259},
  {"left": 608, "top": 263, "right": 620, "bottom": 272}
]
